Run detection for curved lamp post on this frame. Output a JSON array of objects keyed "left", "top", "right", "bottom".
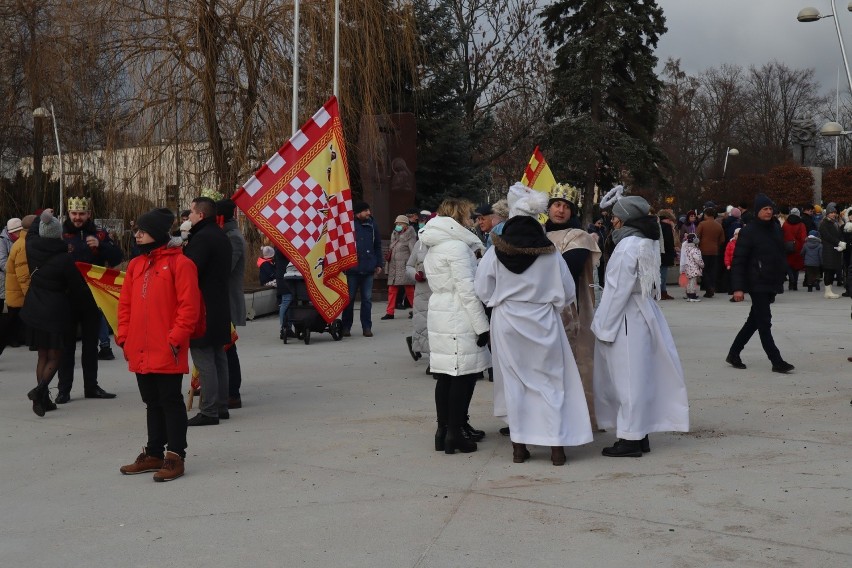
[
  {"left": 722, "top": 147, "right": 739, "bottom": 178},
  {"left": 820, "top": 121, "right": 852, "bottom": 167},
  {"left": 33, "top": 105, "right": 64, "bottom": 219},
  {"left": 797, "top": 2, "right": 852, "bottom": 96}
]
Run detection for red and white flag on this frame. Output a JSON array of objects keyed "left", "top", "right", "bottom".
[{"left": 232, "top": 96, "right": 357, "bottom": 323}]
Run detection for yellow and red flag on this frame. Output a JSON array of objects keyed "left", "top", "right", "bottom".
[
  {"left": 75, "top": 262, "right": 124, "bottom": 333},
  {"left": 232, "top": 96, "right": 357, "bottom": 323},
  {"left": 521, "top": 146, "right": 557, "bottom": 196}
]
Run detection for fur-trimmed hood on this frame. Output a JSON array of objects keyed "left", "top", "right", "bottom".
[{"left": 491, "top": 216, "right": 555, "bottom": 274}]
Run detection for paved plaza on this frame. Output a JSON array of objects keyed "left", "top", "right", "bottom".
[{"left": 1, "top": 288, "right": 851, "bottom": 567}]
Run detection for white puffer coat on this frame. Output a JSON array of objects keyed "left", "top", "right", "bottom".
[{"left": 420, "top": 216, "right": 490, "bottom": 376}]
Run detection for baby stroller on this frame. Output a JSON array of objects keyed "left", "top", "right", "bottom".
[{"left": 282, "top": 270, "right": 344, "bottom": 345}]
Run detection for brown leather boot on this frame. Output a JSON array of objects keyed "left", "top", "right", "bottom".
[
  {"left": 120, "top": 448, "right": 165, "bottom": 475},
  {"left": 551, "top": 446, "right": 566, "bottom": 466},
  {"left": 512, "top": 442, "right": 530, "bottom": 463},
  {"left": 153, "top": 451, "right": 185, "bottom": 482}
]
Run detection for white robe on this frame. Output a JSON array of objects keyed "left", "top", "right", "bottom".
[
  {"left": 475, "top": 247, "right": 593, "bottom": 447},
  {"left": 591, "top": 235, "right": 689, "bottom": 440}
]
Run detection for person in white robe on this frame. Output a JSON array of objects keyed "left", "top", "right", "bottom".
[
  {"left": 591, "top": 196, "right": 689, "bottom": 457},
  {"left": 475, "top": 215, "right": 593, "bottom": 466}
]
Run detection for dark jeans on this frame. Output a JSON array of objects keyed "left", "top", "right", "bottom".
[
  {"left": 342, "top": 271, "right": 374, "bottom": 332},
  {"left": 701, "top": 255, "right": 719, "bottom": 292},
  {"left": 729, "top": 292, "right": 782, "bottom": 364},
  {"left": 58, "top": 310, "right": 101, "bottom": 395},
  {"left": 136, "top": 373, "right": 187, "bottom": 459},
  {"left": 98, "top": 314, "right": 112, "bottom": 349},
  {"left": 227, "top": 344, "right": 242, "bottom": 398}
]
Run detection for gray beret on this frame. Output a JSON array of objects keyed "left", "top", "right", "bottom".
[{"left": 612, "top": 196, "right": 650, "bottom": 223}]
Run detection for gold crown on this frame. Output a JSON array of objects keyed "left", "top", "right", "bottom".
[
  {"left": 549, "top": 183, "right": 580, "bottom": 205},
  {"left": 200, "top": 188, "right": 223, "bottom": 202},
  {"left": 67, "top": 197, "right": 91, "bottom": 212}
]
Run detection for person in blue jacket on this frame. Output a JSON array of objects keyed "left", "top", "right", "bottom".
[{"left": 342, "top": 202, "right": 383, "bottom": 337}]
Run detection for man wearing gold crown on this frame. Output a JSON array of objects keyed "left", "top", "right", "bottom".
[
  {"left": 56, "top": 196, "right": 124, "bottom": 403},
  {"left": 543, "top": 183, "right": 603, "bottom": 430}
]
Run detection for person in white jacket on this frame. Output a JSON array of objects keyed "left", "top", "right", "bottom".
[
  {"left": 420, "top": 199, "right": 491, "bottom": 455},
  {"left": 591, "top": 196, "right": 689, "bottom": 457}
]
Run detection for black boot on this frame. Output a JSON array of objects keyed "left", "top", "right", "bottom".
[
  {"left": 405, "top": 336, "right": 420, "bottom": 361},
  {"left": 444, "top": 427, "right": 477, "bottom": 454},
  {"left": 27, "top": 385, "right": 48, "bottom": 417},
  {"left": 641, "top": 435, "right": 650, "bottom": 453},
  {"left": 461, "top": 421, "right": 485, "bottom": 442},
  {"left": 602, "top": 439, "right": 643, "bottom": 457},
  {"left": 434, "top": 425, "right": 447, "bottom": 451},
  {"left": 43, "top": 389, "right": 57, "bottom": 412}
]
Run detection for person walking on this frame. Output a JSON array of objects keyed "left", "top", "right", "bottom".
[
  {"left": 342, "top": 202, "right": 383, "bottom": 337},
  {"left": 591, "top": 196, "right": 689, "bottom": 457},
  {"left": 420, "top": 198, "right": 490, "bottom": 455},
  {"left": 726, "top": 194, "right": 795, "bottom": 373},
  {"left": 184, "top": 196, "right": 233, "bottom": 426},
  {"left": 475, "top": 214, "right": 593, "bottom": 466},
  {"left": 117, "top": 208, "right": 201, "bottom": 482},
  {"left": 382, "top": 214, "right": 416, "bottom": 320},
  {"left": 21, "top": 212, "right": 91, "bottom": 416}
]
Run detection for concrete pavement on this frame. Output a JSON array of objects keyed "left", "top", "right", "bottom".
[{"left": 1, "top": 287, "right": 850, "bottom": 567}]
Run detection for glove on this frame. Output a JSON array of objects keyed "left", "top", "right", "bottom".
[
  {"left": 414, "top": 270, "right": 425, "bottom": 282},
  {"left": 835, "top": 241, "right": 847, "bottom": 252},
  {"left": 476, "top": 332, "right": 490, "bottom": 347}
]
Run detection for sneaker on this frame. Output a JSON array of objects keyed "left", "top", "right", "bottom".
[
  {"left": 153, "top": 451, "right": 184, "bottom": 482},
  {"left": 187, "top": 413, "right": 219, "bottom": 426},
  {"left": 120, "top": 448, "right": 165, "bottom": 475},
  {"left": 772, "top": 360, "right": 795, "bottom": 374},
  {"left": 97, "top": 347, "right": 116, "bottom": 360}
]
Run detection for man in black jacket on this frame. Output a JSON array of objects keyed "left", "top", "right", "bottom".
[
  {"left": 57, "top": 197, "right": 122, "bottom": 403},
  {"left": 726, "top": 193, "right": 794, "bottom": 374},
  {"left": 184, "top": 197, "right": 233, "bottom": 425}
]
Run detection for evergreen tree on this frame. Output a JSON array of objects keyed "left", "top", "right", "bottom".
[{"left": 542, "top": 0, "right": 668, "bottom": 222}]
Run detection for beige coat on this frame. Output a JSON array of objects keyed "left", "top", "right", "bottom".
[{"left": 386, "top": 225, "right": 416, "bottom": 285}]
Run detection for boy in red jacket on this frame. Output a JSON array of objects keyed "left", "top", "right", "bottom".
[{"left": 117, "top": 208, "right": 201, "bottom": 482}]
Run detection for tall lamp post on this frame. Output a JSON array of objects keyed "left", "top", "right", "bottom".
[
  {"left": 797, "top": 2, "right": 852, "bottom": 95},
  {"left": 33, "top": 105, "right": 64, "bottom": 219},
  {"left": 722, "top": 147, "right": 739, "bottom": 178}
]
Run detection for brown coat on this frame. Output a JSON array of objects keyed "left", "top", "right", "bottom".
[{"left": 696, "top": 219, "right": 725, "bottom": 256}]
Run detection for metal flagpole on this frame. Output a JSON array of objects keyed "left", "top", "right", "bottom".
[
  {"left": 292, "top": 0, "right": 300, "bottom": 135},
  {"left": 837, "top": 67, "right": 840, "bottom": 169},
  {"left": 50, "top": 104, "right": 65, "bottom": 220},
  {"left": 333, "top": 0, "right": 340, "bottom": 97}
]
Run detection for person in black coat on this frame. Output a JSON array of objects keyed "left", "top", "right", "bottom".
[
  {"left": 726, "top": 194, "right": 794, "bottom": 374},
  {"left": 658, "top": 210, "right": 677, "bottom": 300},
  {"left": 184, "top": 196, "right": 233, "bottom": 426},
  {"left": 21, "top": 212, "right": 93, "bottom": 416}
]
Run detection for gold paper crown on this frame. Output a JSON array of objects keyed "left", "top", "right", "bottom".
[
  {"left": 67, "top": 197, "right": 91, "bottom": 212},
  {"left": 549, "top": 183, "right": 580, "bottom": 205},
  {"left": 200, "top": 188, "right": 224, "bottom": 202}
]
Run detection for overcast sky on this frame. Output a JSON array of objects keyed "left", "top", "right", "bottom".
[{"left": 655, "top": 0, "right": 852, "bottom": 96}]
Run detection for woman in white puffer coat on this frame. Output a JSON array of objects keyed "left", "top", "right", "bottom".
[{"left": 420, "top": 199, "right": 491, "bottom": 455}]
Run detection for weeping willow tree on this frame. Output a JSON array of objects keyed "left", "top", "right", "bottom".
[{"left": 100, "top": 0, "right": 420, "bottom": 207}]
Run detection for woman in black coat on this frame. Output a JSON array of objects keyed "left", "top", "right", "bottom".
[{"left": 21, "top": 212, "right": 92, "bottom": 416}]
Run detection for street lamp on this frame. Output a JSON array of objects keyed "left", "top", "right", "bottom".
[
  {"left": 722, "top": 147, "right": 739, "bottom": 178},
  {"left": 819, "top": 120, "right": 852, "bottom": 167},
  {"left": 33, "top": 105, "right": 65, "bottom": 219},
  {"left": 797, "top": 2, "right": 852, "bottom": 96}
]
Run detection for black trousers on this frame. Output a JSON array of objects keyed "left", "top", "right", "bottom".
[
  {"left": 701, "top": 255, "right": 719, "bottom": 292},
  {"left": 227, "top": 344, "right": 242, "bottom": 398},
  {"left": 729, "top": 292, "right": 782, "bottom": 364},
  {"left": 434, "top": 373, "right": 477, "bottom": 428},
  {"left": 58, "top": 310, "right": 101, "bottom": 395},
  {"left": 136, "top": 373, "right": 187, "bottom": 459}
]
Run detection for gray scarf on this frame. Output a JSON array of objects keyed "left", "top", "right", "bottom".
[{"left": 611, "top": 225, "right": 644, "bottom": 246}]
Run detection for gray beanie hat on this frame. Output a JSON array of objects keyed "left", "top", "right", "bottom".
[
  {"left": 612, "top": 196, "right": 650, "bottom": 223},
  {"left": 39, "top": 211, "right": 63, "bottom": 239}
]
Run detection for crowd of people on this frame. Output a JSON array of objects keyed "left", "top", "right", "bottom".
[{"left": 7, "top": 184, "right": 843, "bottom": 477}]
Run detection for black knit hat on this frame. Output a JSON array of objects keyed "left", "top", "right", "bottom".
[
  {"left": 137, "top": 208, "right": 175, "bottom": 245},
  {"left": 353, "top": 201, "right": 370, "bottom": 214},
  {"left": 753, "top": 193, "right": 776, "bottom": 213},
  {"left": 492, "top": 215, "right": 555, "bottom": 274},
  {"left": 216, "top": 199, "right": 237, "bottom": 220}
]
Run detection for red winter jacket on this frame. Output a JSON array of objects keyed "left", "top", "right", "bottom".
[{"left": 117, "top": 243, "right": 202, "bottom": 375}]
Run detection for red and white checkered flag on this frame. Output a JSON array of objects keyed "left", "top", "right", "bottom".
[{"left": 233, "top": 97, "right": 357, "bottom": 323}]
